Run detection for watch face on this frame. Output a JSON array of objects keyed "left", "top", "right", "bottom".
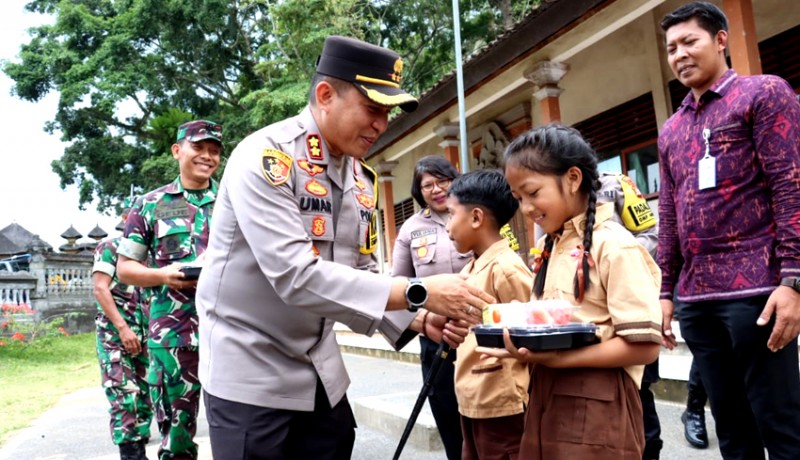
[{"left": 407, "top": 283, "right": 427, "bottom": 305}]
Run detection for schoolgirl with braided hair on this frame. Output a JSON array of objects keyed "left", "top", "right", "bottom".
[{"left": 477, "top": 124, "right": 663, "bottom": 459}]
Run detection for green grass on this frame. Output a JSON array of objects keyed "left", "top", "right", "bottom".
[{"left": 0, "top": 333, "right": 99, "bottom": 445}]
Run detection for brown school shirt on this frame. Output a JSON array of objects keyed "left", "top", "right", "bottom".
[
  {"left": 537, "top": 202, "right": 662, "bottom": 387},
  {"left": 455, "top": 239, "right": 533, "bottom": 419}
]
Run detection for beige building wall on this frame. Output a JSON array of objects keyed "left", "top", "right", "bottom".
[{"left": 372, "top": 0, "right": 800, "bottom": 257}]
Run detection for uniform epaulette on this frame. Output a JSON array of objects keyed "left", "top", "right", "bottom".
[{"left": 271, "top": 115, "right": 306, "bottom": 145}]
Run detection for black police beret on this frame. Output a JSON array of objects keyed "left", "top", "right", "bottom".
[{"left": 316, "top": 36, "right": 419, "bottom": 113}]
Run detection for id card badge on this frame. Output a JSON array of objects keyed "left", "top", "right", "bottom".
[
  {"left": 698, "top": 128, "right": 716, "bottom": 190},
  {"left": 698, "top": 155, "right": 716, "bottom": 190}
]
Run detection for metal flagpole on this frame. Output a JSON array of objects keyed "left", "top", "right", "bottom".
[
  {"left": 452, "top": 0, "right": 470, "bottom": 174},
  {"left": 392, "top": 2, "right": 467, "bottom": 458}
]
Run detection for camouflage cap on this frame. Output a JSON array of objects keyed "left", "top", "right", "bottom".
[
  {"left": 315, "top": 36, "right": 418, "bottom": 113},
  {"left": 122, "top": 195, "right": 138, "bottom": 212},
  {"left": 176, "top": 120, "right": 223, "bottom": 144}
]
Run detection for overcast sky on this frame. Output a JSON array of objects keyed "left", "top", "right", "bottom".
[{"left": 0, "top": 0, "right": 119, "bottom": 250}]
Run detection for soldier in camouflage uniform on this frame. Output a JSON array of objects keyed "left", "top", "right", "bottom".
[
  {"left": 117, "top": 120, "right": 222, "bottom": 460},
  {"left": 93, "top": 197, "right": 153, "bottom": 460}
]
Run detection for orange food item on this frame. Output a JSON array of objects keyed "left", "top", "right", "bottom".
[{"left": 527, "top": 309, "right": 553, "bottom": 325}]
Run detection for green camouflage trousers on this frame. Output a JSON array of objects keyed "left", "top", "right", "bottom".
[
  {"left": 96, "top": 328, "right": 152, "bottom": 445},
  {"left": 148, "top": 346, "right": 200, "bottom": 460}
]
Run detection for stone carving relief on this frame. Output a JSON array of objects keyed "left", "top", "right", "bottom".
[{"left": 478, "top": 122, "right": 509, "bottom": 169}]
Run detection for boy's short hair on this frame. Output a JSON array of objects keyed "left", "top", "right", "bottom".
[
  {"left": 448, "top": 169, "right": 518, "bottom": 228},
  {"left": 660, "top": 2, "right": 728, "bottom": 36}
]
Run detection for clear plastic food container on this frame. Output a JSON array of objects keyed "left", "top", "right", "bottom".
[{"left": 474, "top": 323, "right": 598, "bottom": 351}]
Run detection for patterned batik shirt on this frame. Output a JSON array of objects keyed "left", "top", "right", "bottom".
[
  {"left": 657, "top": 69, "right": 800, "bottom": 302},
  {"left": 118, "top": 176, "right": 217, "bottom": 348},
  {"left": 93, "top": 237, "right": 147, "bottom": 338}
]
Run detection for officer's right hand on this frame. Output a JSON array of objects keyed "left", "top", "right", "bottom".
[
  {"left": 119, "top": 325, "right": 142, "bottom": 355},
  {"left": 423, "top": 273, "right": 495, "bottom": 325},
  {"left": 161, "top": 263, "right": 197, "bottom": 290}
]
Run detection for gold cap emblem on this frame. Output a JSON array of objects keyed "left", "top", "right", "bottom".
[{"left": 392, "top": 58, "right": 403, "bottom": 83}]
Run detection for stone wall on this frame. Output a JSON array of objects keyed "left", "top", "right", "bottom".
[{"left": 0, "top": 251, "right": 96, "bottom": 334}]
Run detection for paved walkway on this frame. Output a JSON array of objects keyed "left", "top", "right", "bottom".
[{"left": 0, "top": 352, "right": 722, "bottom": 460}]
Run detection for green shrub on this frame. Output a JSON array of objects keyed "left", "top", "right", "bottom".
[{"left": 1, "top": 304, "right": 74, "bottom": 347}]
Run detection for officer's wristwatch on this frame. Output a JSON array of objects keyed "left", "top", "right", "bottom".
[
  {"left": 780, "top": 277, "right": 800, "bottom": 294},
  {"left": 405, "top": 278, "right": 428, "bottom": 312}
]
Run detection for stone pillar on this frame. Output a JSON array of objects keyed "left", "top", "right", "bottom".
[
  {"left": 374, "top": 161, "right": 400, "bottom": 266},
  {"left": 525, "top": 61, "right": 569, "bottom": 124},
  {"left": 524, "top": 61, "right": 569, "bottom": 246},
  {"left": 645, "top": 10, "right": 674, "bottom": 129},
  {"left": 434, "top": 123, "right": 462, "bottom": 171},
  {"left": 723, "top": 0, "right": 762, "bottom": 76}
]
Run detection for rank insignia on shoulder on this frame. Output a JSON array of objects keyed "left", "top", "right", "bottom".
[
  {"left": 305, "top": 179, "right": 329, "bottom": 197},
  {"left": 355, "top": 179, "right": 367, "bottom": 191},
  {"left": 311, "top": 216, "right": 327, "bottom": 237},
  {"left": 356, "top": 193, "right": 375, "bottom": 209},
  {"left": 298, "top": 159, "right": 325, "bottom": 176},
  {"left": 307, "top": 134, "right": 324, "bottom": 161},
  {"left": 262, "top": 149, "right": 293, "bottom": 186}
]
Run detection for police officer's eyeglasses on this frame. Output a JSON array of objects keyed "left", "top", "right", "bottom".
[{"left": 421, "top": 178, "right": 452, "bottom": 192}]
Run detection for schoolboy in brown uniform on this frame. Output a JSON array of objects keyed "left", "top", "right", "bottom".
[{"left": 445, "top": 169, "right": 533, "bottom": 459}]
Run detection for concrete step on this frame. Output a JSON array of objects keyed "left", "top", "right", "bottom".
[{"left": 352, "top": 393, "right": 443, "bottom": 452}]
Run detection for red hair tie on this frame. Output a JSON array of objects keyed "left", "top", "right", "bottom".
[
  {"left": 574, "top": 245, "right": 595, "bottom": 303},
  {"left": 532, "top": 250, "right": 550, "bottom": 275}
]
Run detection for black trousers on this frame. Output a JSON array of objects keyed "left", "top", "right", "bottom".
[
  {"left": 686, "top": 359, "right": 708, "bottom": 411},
  {"left": 203, "top": 380, "right": 356, "bottom": 460},
  {"left": 677, "top": 296, "right": 800, "bottom": 460},
  {"left": 419, "top": 336, "right": 462, "bottom": 460},
  {"left": 639, "top": 360, "right": 662, "bottom": 458}
]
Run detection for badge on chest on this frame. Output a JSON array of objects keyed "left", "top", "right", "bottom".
[{"left": 154, "top": 198, "right": 189, "bottom": 220}]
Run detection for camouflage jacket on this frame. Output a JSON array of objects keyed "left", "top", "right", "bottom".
[
  {"left": 118, "top": 176, "right": 218, "bottom": 348},
  {"left": 92, "top": 237, "right": 147, "bottom": 338}
]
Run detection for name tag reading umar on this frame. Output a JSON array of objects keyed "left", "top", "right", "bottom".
[{"left": 698, "top": 128, "right": 716, "bottom": 190}]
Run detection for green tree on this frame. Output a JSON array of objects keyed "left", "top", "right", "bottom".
[
  {"left": 6, "top": 0, "right": 276, "bottom": 211},
  {"left": 5, "top": 0, "right": 539, "bottom": 212}
]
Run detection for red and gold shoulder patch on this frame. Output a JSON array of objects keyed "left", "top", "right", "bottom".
[
  {"left": 356, "top": 194, "right": 375, "bottom": 209},
  {"left": 305, "top": 179, "right": 329, "bottom": 197},
  {"left": 298, "top": 159, "right": 325, "bottom": 176},
  {"left": 307, "top": 134, "right": 324, "bottom": 161},
  {"left": 261, "top": 149, "right": 292, "bottom": 186},
  {"left": 311, "top": 216, "right": 327, "bottom": 236}
]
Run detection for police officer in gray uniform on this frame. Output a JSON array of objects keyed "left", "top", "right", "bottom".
[{"left": 196, "top": 36, "right": 492, "bottom": 460}]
